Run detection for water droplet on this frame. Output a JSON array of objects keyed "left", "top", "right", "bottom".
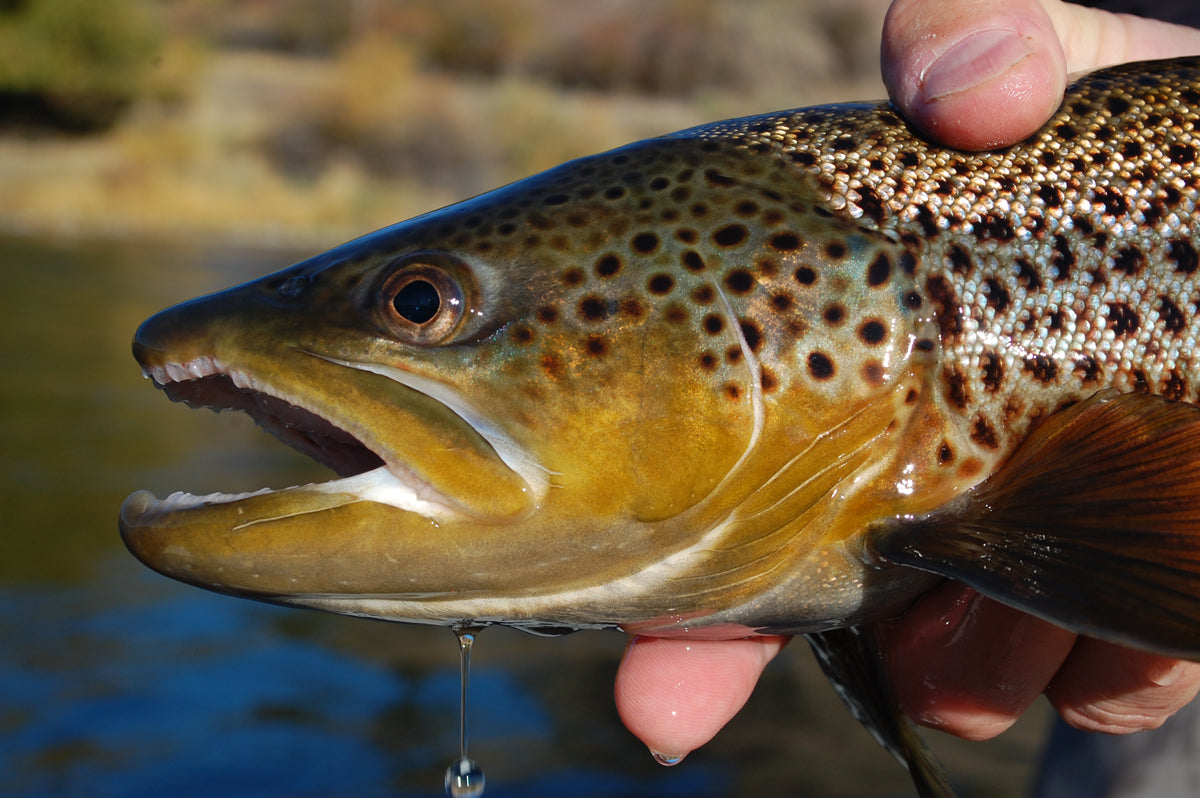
[
  {"left": 651, "top": 750, "right": 685, "bottom": 766},
  {"left": 444, "top": 625, "right": 486, "bottom": 797},
  {"left": 444, "top": 756, "right": 485, "bottom": 797}
]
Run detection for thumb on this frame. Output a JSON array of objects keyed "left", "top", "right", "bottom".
[{"left": 881, "top": 0, "right": 1067, "bottom": 150}]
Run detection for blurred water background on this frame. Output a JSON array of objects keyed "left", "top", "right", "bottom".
[{"left": 1, "top": 2, "right": 1048, "bottom": 795}]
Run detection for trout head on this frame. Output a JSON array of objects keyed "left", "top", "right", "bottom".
[{"left": 122, "top": 136, "right": 955, "bottom": 635}]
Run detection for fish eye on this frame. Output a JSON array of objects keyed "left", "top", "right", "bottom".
[{"left": 378, "top": 253, "right": 471, "bottom": 344}]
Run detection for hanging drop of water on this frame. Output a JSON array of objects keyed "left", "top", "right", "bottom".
[
  {"left": 444, "top": 756, "right": 485, "bottom": 798},
  {"left": 651, "top": 751, "right": 685, "bottom": 766},
  {"left": 444, "top": 626, "right": 486, "bottom": 798}
]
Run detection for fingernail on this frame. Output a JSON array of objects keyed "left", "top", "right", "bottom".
[
  {"left": 650, "top": 750, "right": 686, "bottom": 766},
  {"left": 922, "top": 28, "right": 1034, "bottom": 102}
]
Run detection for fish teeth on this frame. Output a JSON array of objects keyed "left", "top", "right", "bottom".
[{"left": 144, "top": 355, "right": 225, "bottom": 386}]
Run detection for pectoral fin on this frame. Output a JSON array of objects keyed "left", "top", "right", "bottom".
[
  {"left": 806, "top": 627, "right": 955, "bottom": 798},
  {"left": 868, "top": 390, "right": 1200, "bottom": 659}
]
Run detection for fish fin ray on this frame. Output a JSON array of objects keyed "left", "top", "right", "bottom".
[
  {"left": 806, "top": 627, "right": 956, "bottom": 798},
  {"left": 869, "top": 390, "right": 1200, "bottom": 658}
]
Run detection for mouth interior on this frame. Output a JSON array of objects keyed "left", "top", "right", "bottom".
[{"left": 162, "top": 375, "right": 385, "bottom": 478}]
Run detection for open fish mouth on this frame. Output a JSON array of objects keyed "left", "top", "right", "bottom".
[
  {"left": 153, "top": 363, "right": 386, "bottom": 479},
  {"left": 129, "top": 355, "right": 466, "bottom": 520}
]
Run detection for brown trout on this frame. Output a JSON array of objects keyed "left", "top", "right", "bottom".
[{"left": 122, "top": 58, "right": 1200, "bottom": 796}]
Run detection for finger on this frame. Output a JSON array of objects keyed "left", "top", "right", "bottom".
[
  {"left": 1046, "top": 637, "right": 1200, "bottom": 734},
  {"left": 882, "top": 0, "right": 1067, "bottom": 150},
  {"left": 1045, "top": 2, "right": 1200, "bottom": 72},
  {"left": 614, "top": 634, "right": 788, "bottom": 762},
  {"left": 878, "top": 583, "right": 1076, "bottom": 740}
]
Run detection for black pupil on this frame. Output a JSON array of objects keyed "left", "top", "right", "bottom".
[{"left": 393, "top": 279, "right": 441, "bottom": 324}]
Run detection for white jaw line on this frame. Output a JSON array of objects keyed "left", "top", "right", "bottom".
[{"left": 139, "top": 355, "right": 468, "bottom": 520}]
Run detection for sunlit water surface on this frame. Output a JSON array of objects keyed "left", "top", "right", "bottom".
[{"left": 0, "top": 234, "right": 1049, "bottom": 797}]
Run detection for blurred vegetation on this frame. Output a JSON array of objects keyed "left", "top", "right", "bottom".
[
  {"left": 0, "top": 0, "right": 888, "bottom": 244},
  {"left": 0, "top": 0, "right": 162, "bottom": 132}
]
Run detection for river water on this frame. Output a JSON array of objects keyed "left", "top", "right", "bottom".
[{"left": 0, "top": 233, "right": 1047, "bottom": 797}]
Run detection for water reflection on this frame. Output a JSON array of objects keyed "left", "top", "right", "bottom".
[{"left": 0, "top": 234, "right": 1044, "bottom": 797}]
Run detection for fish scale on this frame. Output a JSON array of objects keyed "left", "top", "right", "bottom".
[{"left": 122, "top": 57, "right": 1200, "bottom": 798}]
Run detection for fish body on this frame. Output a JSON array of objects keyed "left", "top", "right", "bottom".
[{"left": 123, "top": 58, "right": 1200, "bottom": 795}]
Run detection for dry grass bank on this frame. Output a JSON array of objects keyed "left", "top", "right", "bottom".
[{"left": 0, "top": 0, "right": 888, "bottom": 247}]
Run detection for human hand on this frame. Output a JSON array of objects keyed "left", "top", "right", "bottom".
[{"left": 614, "top": 0, "right": 1200, "bottom": 764}]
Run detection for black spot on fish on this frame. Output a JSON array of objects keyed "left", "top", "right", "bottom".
[
  {"left": 770, "top": 292, "right": 794, "bottom": 312},
  {"left": 1170, "top": 239, "right": 1199, "bottom": 274},
  {"left": 1105, "top": 95, "right": 1131, "bottom": 115},
  {"left": 947, "top": 245, "right": 973, "bottom": 276},
  {"left": 1170, "top": 143, "right": 1198, "bottom": 165},
  {"left": 632, "top": 232, "right": 660, "bottom": 254},
  {"left": 822, "top": 303, "right": 846, "bottom": 326},
  {"left": 595, "top": 254, "right": 622, "bottom": 278},
  {"left": 734, "top": 200, "right": 759, "bottom": 217},
  {"left": 713, "top": 224, "right": 749, "bottom": 247},
  {"left": 1164, "top": 370, "right": 1189, "bottom": 401},
  {"left": 1055, "top": 122, "right": 1078, "bottom": 140},
  {"left": 648, "top": 274, "right": 675, "bottom": 295},
  {"left": 682, "top": 250, "right": 706, "bottom": 272},
  {"left": 1014, "top": 258, "right": 1041, "bottom": 291},
  {"left": 739, "top": 320, "right": 764, "bottom": 352},
  {"left": 703, "top": 314, "right": 725, "bottom": 335},
  {"left": 723, "top": 383, "right": 741, "bottom": 400},
  {"left": 604, "top": 186, "right": 626, "bottom": 200},
  {"left": 905, "top": 292, "right": 923, "bottom": 311},
  {"left": 832, "top": 136, "right": 856, "bottom": 152},
  {"left": 1107, "top": 302, "right": 1141, "bottom": 336},
  {"left": 725, "top": 347, "right": 742, "bottom": 364},
  {"left": 938, "top": 441, "right": 954, "bottom": 464},
  {"left": 537, "top": 306, "right": 559, "bottom": 325},
  {"left": 760, "top": 368, "right": 778, "bottom": 392},
  {"left": 584, "top": 335, "right": 609, "bottom": 357},
  {"left": 725, "top": 269, "right": 755, "bottom": 294},
  {"left": 794, "top": 266, "right": 817, "bottom": 286},
  {"left": 563, "top": 268, "right": 586, "bottom": 287},
  {"left": 983, "top": 277, "right": 1010, "bottom": 313},
  {"left": 699, "top": 352, "right": 718, "bottom": 371},
  {"left": 1112, "top": 247, "right": 1145, "bottom": 276},
  {"left": 970, "top": 415, "right": 999, "bottom": 449},
  {"left": 1120, "top": 140, "right": 1143, "bottom": 159},
  {"left": 510, "top": 325, "right": 534, "bottom": 345},
  {"left": 676, "top": 228, "right": 698, "bottom": 244},
  {"left": 824, "top": 241, "right": 847, "bottom": 260},
  {"left": 649, "top": 176, "right": 670, "bottom": 191},
  {"left": 943, "top": 366, "right": 970, "bottom": 409},
  {"left": 790, "top": 151, "right": 817, "bottom": 167},
  {"left": 900, "top": 151, "right": 920, "bottom": 168},
  {"left": 1023, "top": 353, "right": 1058, "bottom": 384},
  {"left": 981, "top": 352, "right": 1004, "bottom": 392},
  {"left": 692, "top": 285, "right": 716, "bottom": 305},
  {"left": 807, "top": 351, "right": 835, "bottom": 380},
  {"left": 866, "top": 252, "right": 892, "bottom": 287},
  {"left": 924, "top": 276, "right": 961, "bottom": 337},
  {"left": 976, "top": 214, "right": 1015, "bottom": 242},
  {"left": 769, "top": 232, "right": 802, "bottom": 251},
  {"left": 1051, "top": 235, "right": 1075, "bottom": 281},
  {"left": 578, "top": 296, "right": 611, "bottom": 322},
  {"left": 857, "top": 186, "right": 886, "bottom": 223},
  {"left": 543, "top": 193, "right": 571, "bottom": 206},
  {"left": 1158, "top": 295, "right": 1187, "bottom": 333},
  {"left": 858, "top": 319, "right": 886, "bottom": 345}
]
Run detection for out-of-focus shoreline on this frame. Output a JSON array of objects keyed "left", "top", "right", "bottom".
[{"left": 0, "top": 1, "right": 887, "bottom": 248}]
